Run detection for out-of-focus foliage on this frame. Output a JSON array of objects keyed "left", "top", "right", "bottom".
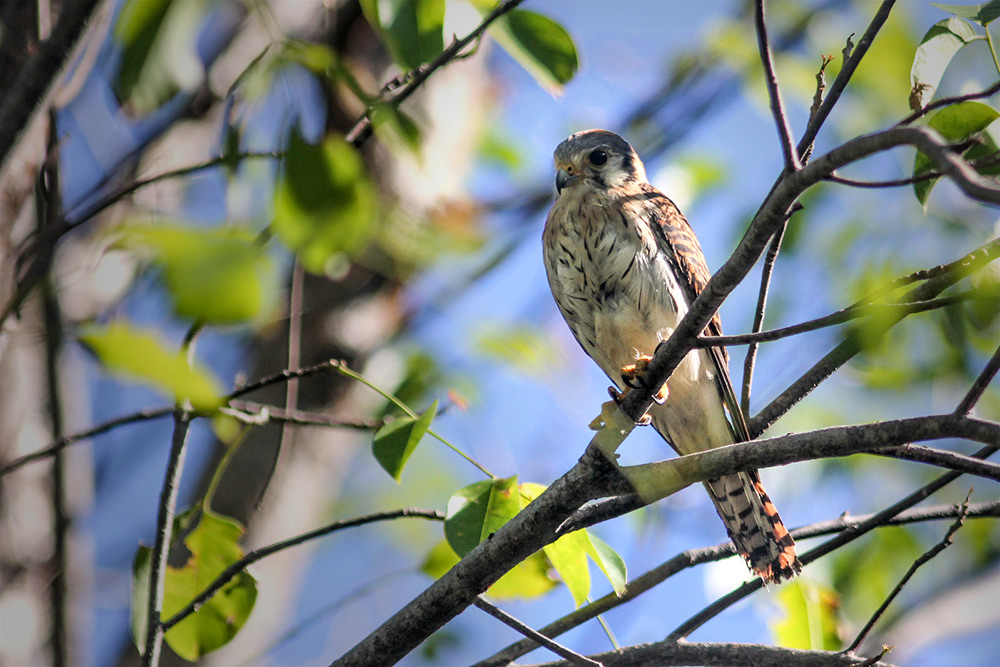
[
  {"left": 131, "top": 510, "right": 257, "bottom": 660},
  {"left": 273, "top": 130, "right": 377, "bottom": 274},
  {"left": 118, "top": 224, "right": 277, "bottom": 324},
  {"left": 80, "top": 322, "right": 223, "bottom": 412},
  {"left": 771, "top": 579, "right": 842, "bottom": 651}
]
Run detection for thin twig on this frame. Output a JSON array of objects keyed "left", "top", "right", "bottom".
[
  {"left": 796, "top": 0, "right": 895, "bottom": 156},
  {"left": 477, "top": 501, "right": 998, "bottom": 666},
  {"left": 700, "top": 292, "right": 977, "bottom": 348},
  {"left": 345, "top": 0, "right": 526, "bottom": 146},
  {"left": 754, "top": 0, "right": 800, "bottom": 171},
  {"left": 871, "top": 444, "right": 1000, "bottom": 482},
  {"left": 742, "top": 216, "right": 789, "bottom": 415},
  {"left": 896, "top": 80, "right": 1000, "bottom": 127},
  {"left": 161, "top": 509, "right": 444, "bottom": 630},
  {"left": 225, "top": 400, "right": 389, "bottom": 430},
  {"left": 1, "top": 406, "right": 174, "bottom": 475},
  {"left": 955, "top": 344, "right": 1000, "bottom": 415},
  {"left": 827, "top": 153, "right": 1000, "bottom": 188},
  {"left": 472, "top": 597, "right": 603, "bottom": 667},
  {"left": 844, "top": 493, "right": 972, "bottom": 653},
  {"left": 227, "top": 358, "right": 346, "bottom": 400},
  {"left": 809, "top": 54, "right": 835, "bottom": 122}
]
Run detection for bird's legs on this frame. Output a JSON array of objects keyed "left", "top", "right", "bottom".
[{"left": 607, "top": 355, "right": 669, "bottom": 425}]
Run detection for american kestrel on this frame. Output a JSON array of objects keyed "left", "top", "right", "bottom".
[{"left": 543, "top": 129, "right": 801, "bottom": 583}]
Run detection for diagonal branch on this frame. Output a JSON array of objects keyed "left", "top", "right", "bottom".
[
  {"left": 472, "top": 597, "right": 602, "bottom": 667},
  {"left": 754, "top": 0, "right": 800, "bottom": 171},
  {"left": 524, "top": 642, "right": 892, "bottom": 667},
  {"left": 956, "top": 343, "right": 1000, "bottom": 415}
]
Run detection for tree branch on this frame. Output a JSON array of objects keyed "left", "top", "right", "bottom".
[
  {"left": 871, "top": 444, "right": 1000, "bottom": 481},
  {"left": 0, "top": 0, "right": 102, "bottom": 166},
  {"left": 161, "top": 508, "right": 444, "bottom": 631},
  {"left": 844, "top": 494, "right": 971, "bottom": 653},
  {"left": 896, "top": 80, "right": 1000, "bottom": 127},
  {"left": 472, "top": 597, "right": 603, "bottom": 667},
  {"left": 956, "top": 343, "right": 1000, "bottom": 415},
  {"left": 524, "top": 642, "right": 893, "bottom": 667},
  {"left": 481, "top": 501, "right": 998, "bottom": 666},
  {"left": 754, "top": 0, "right": 800, "bottom": 171}
]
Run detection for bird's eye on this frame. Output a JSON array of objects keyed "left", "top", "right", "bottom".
[{"left": 588, "top": 149, "right": 608, "bottom": 166}]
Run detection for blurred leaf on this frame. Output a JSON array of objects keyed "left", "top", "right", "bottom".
[
  {"left": 910, "top": 18, "right": 980, "bottom": 110},
  {"left": 282, "top": 39, "right": 338, "bottom": 75},
  {"left": 162, "top": 511, "right": 257, "bottom": 660},
  {"left": 473, "top": 4, "right": 578, "bottom": 94},
  {"left": 273, "top": 130, "right": 377, "bottom": 274},
  {"left": 379, "top": 350, "right": 443, "bottom": 419},
  {"left": 130, "top": 545, "right": 153, "bottom": 652},
  {"left": 913, "top": 102, "right": 1000, "bottom": 206},
  {"left": 371, "top": 103, "right": 423, "bottom": 155},
  {"left": 473, "top": 323, "right": 563, "bottom": 378},
  {"left": 832, "top": 526, "right": 922, "bottom": 625},
  {"left": 444, "top": 476, "right": 520, "bottom": 557},
  {"left": 479, "top": 129, "right": 524, "bottom": 169},
  {"left": 113, "top": 0, "right": 205, "bottom": 113},
  {"left": 80, "top": 322, "right": 223, "bottom": 412},
  {"left": 421, "top": 539, "right": 461, "bottom": 578},
  {"left": 120, "top": 224, "right": 276, "bottom": 324},
  {"left": 932, "top": 1, "right": 1000, "bottom": 25},
  {"left": 771, "top": 580, "right": 842, "bottom": 650},
  {"left": 372, "top": 399, "right": 437, "bottom": 481},
  {"left": 360, "top": 0, "right": 445, "bottom": 71}
]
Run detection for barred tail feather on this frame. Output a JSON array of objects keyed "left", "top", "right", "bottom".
[{"left": 703, "top": 472, "right": 801, "bottom": 583}]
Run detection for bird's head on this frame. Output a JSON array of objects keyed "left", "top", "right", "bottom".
[{"left": 552, "top": 129, "right": 647, "bottom": 195}]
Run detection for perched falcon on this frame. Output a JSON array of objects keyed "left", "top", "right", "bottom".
[{"left": 543, "top": 129, "right": 801, "bottom": 583}]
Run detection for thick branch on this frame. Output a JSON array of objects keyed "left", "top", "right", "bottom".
[{"left": 525, "top": 642, "right": 892, "bottom": 667}]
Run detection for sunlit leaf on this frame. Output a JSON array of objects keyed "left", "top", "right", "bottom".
[
  {"left": 163, "top": 511, "right": 257, "bottom": 660},
  {"left": 909, "top": 17, "right": 980, "bottom": 110},
  {"left": 360, "top": 0, "right": 445, "bottom": 71},
  {"left": 421, "top": 539, "right": 461, "bottom": 578},
  {"left": 113, "top": 0, "right": 205, "bottom": 113},
  {"left": 444, "top": 476, "right": 520, "bottom": 558},
  {"left": 913, "top": 102, "right": 1000, "bottom": 206},
  {"left": 273, "top": 130, "right": 377, "bottom": 274},
  {"left": 120, "top": 224, "right": 276, "bottom": 324},
  {"left": 80, "top": 322, "right": 223, "bottom": 412},
  {"left": 932, "top": 1, "right": 1000, "bottom": 25},
  {"left": 771, "top": 580, "right": 842, "bottom": 650},
  {"left": 487, "top": 550, "right": 558, "bottom": 600},
  {"left": 471, "top": 3, "right": 578, "bottom": 95},
  {"left": 586, "top": 533, "right": 627, "bottom": 597},
  {"left": 372, "top": 400, "right": 437, "bottom": 481}
]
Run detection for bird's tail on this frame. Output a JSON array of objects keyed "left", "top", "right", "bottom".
[{"left": 703, "top": 472, "right": 801, "bottom": 583}]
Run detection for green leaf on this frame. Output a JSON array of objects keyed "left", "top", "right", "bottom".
[
  {"left": 113, "top": 0, "right": 205, "bottom": 113},
  {"left": 360, "top": 0, "right": 445, "bottom": 71},
  {"left": 163, "top": 511, "right": 257, "bottom": 660},
  {"left": 487, "top": 550, "right": 558, "bottom": 600},
  {"left": 130, "top": 545, "right": 153, "bottom": 651},
  {"left": 80, "top": 322, "right": 223, "bottom": 411},
  {"left": 473, "top": 323, "right": 564, "bottom": 378},
  {"left": 771, "top": 580, "right": 842, "bottom": 650},
  {"left": 371, "top": 103, "right": 423, "bottom": 155},
  {"left": 273, "top": 130, "right": 377, "bottom": 273},
  {"left": 473, "top": 5, "right": 578, "bottom": 95},
  {"left": 444, "top": 476, "right": 520, "bottom": 557},
  {"left": 372, "top": 400, "right": 437, "bottom": 481},
  {"left": 120, "top": 225, "right": 276, "bottom": 324},
  {"left": 932, "top": 1, "right": 1000, "bottom": 25},
  {"left": 913, "top": 101, "right": 1000, "bottom": 205},
  {"left": 909, "top": 17, "right": 979, "bottom": 110},
  {"left": 421, "top": 539, "right": 461, "bottom": 578},
  {"left": 585, "top": 533, "right": 627, "bottom": 597}
]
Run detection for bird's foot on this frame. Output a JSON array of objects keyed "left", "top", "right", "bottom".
[
  {"left": 620, "top": 356, "right": 669, "bottom": 405},
  {"left": 607, "top": 385, "right": 652, "bottom": 426}
]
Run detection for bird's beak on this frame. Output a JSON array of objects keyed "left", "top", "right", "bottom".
[{"left": 555, "top": 168, "right": 577, "bottom": 195}]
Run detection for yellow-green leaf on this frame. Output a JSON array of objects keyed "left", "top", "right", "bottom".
[
  {"left": 80, "top": 322, "right": 223, "bottom": 411},
  {"left": 372, "top": 400, "right": 437, "bottom": 481},
  {"left": 273, "top": 130, "right": 377, "bottom": 273},
  {"left": 771, "top": 580, "right": 842, "bottom": 651},
  {"left": 932, "top": 1, "right": 1000, "bottom": 26},
  {"left": 913, "top": 101, "right": 1000, "bottom": 206},
  {"left": 419, "top": 538, "right": 557, "bottom": 600},
  {"left": 120, "top": 224, "right": 276, "bottom": 324},
  {"left": 444, "top": 476, "right": 520, "bottom": 558}
]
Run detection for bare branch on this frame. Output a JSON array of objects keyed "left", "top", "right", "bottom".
[
  {"left": 472, "top": 597, "right": 603, "bottom": 667},
  {"left": 700, "top": 292, "right": 977, "bottom": 348},
  {"left": 162, "top": 509, "right": 444, "bottom": 631},
  {"left": 845, "top": 494, "right": 971, "bottom": 653},
  {"left": 754, "top": 0, "right": 800, "bottom": 170},
  {"left": 526, "top": 642, "right": 892, "bottom": 667},
  {"left": 227, "top": 358, "right": 347, "bottom": 400},
  {"left": 872, "top": 444, "right": 1000, "bottom": 481},
  {"left": 482, "top": 501, "right": 999, "bottom": 666},
  {"left": 225, "top": 400, "right": 388, "bottom": 430},
  {"left": 956, "top": 343, "right": 1000, "bottom": 415}
]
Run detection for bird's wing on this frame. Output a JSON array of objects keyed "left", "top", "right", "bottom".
[{"left": 640, "top": 183, "right": 752, "bottom": 443}]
